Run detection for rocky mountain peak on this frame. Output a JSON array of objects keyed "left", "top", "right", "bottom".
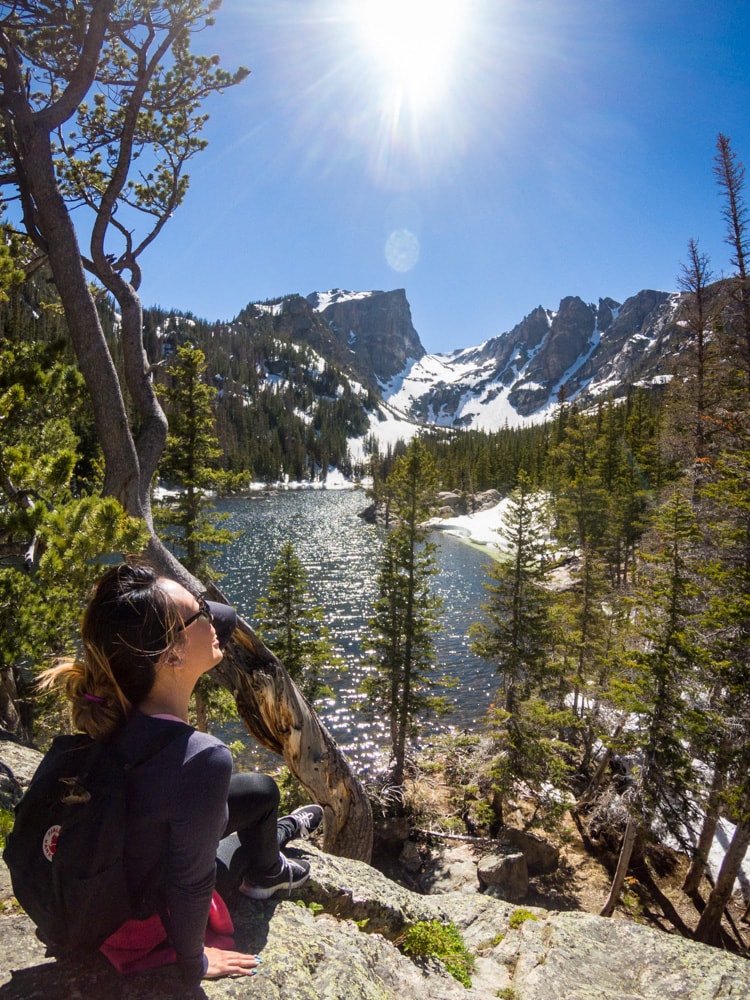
[
  {"left": 307, "top": 288, "right": 426, "bottom": 385},
  {"left": 371, "top": 284, "right": 691, "bottom": 437}
]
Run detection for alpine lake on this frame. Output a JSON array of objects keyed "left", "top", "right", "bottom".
[{"left": 211, "top": 488, "right": 498, "bottom": 775}]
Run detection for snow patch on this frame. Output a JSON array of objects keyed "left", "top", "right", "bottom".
[
  {"left": 254, "top": 301, "right": 285, "bottom": 317},
  {"left": 309, "top": 289, "right": 378, "bottom": 312},
  {"left": 428, "top": 500, "right": 513, "bottom": 552}
]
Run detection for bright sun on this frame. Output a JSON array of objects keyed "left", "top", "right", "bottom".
[{"left": 357, "top": 0, "right": 465, "bottom": 109}]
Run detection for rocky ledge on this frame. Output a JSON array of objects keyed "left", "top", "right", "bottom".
[{"left": 2, "top": 741, "right": 748, "bottom": 999}]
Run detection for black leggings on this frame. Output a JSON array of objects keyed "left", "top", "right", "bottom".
[{"left": 214, "top": 772, "right": 281, "bottom": 897}]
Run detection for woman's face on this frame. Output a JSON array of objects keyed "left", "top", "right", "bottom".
[{"left": 158, "top": 579, "right": 224, "bottom": 678}]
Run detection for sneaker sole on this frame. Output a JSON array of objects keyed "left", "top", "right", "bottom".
[{"left": 239, "top": 869, "right": 311, "bottom": 900}]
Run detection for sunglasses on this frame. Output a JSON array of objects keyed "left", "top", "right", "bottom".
[{"left": 179, "top": 596, "right": 214, "bottom": 631}]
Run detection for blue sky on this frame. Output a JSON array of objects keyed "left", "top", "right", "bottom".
[{"left": 136, "top": 0, "right": 750, "bottom": 355}]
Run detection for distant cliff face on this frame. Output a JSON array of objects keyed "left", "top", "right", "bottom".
[{"left": 307, "top": 289, "right": 426, "bottom": 385}]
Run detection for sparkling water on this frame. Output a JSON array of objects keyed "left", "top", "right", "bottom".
[{"left": 212, "top": 489, "right": 498, "bottom": 773}]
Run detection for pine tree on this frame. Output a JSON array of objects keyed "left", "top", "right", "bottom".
[
  {"left": 597, "top": 399, "right": 652, "bottom": 587},
  {"left": 470, "top": 472, "right": 555, "bottom": 713},
  {"left": 0, "top": 0, "right": 248, "bottom": 546},
  {"left": 255, "top": 541, "right": 340, "bottom": 705},
  {"left": 680, "top": 137, "right": 750, "bottom": 938},
  {"left": 471, "top": 472, "right": 575, "bottom": 827},
  {"left": 550, "top": 408, "right": 609, "bottom": 554},
  {"left": 362, "top": 438, "right": 444, "bottom": 785},
  {"left": 676, "top": 239, "right": 715, "bottom": 467},
  {"left": 688, "top": 446, "right": 750, "bottom": 943},
  {"left": 601, "top": 490, "right": 706, "bottom": 916},
  {"left": 155, "top": 344, "right": 238, "bottom": 582},
  {"left": 548, "top": 411, "right": 616, "bottom": 751},
  {"left": 714, "top": 133, "right": 750, "bottom": 398}
]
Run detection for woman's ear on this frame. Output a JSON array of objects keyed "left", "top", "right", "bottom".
[{"left": 159, "top": 642, "right": 184, "bottom": 669}]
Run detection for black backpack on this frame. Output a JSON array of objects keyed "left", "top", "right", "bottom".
[{"left": 3, "top": 728, "right": 183, "bottom": 954}]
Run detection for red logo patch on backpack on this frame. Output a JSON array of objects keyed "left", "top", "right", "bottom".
[{"left": 42, "top": 825, "right": 61, "bottom": 862}]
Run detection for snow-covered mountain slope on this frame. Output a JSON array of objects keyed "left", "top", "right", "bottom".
[
  {"left": 338, "top": 288, "right": 684, "bottom": 443},
  {"left": 381, "top": 350, "right": 551, "bottom": 431}
]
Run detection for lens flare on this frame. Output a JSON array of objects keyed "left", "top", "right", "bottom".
[{"left": 385, "top": 228, "right": 420, "bottom": 272}]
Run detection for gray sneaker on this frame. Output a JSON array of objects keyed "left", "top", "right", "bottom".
[
  {"left": 239, "top": 855, "right": 311, "bottom": 899},
  {"left": 277, "top": 804, "right": 324, "bottom": 848}
]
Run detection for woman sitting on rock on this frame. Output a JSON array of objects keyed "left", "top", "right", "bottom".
[{"left": 41, "top": 563, "right": 323, "bottom": 986}]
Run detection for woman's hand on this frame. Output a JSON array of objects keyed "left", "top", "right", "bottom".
[{"left": 203, "top": 946, "right": 262, "bottom": 978}]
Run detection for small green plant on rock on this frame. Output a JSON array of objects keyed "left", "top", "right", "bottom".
[
  {"left": 477, "top": 931, "right": 506, "bottom": 952},
  {"left": 295, "top": 900, "right": 324, "bottom": 916},
  {"left": 508, "top": 908, "right": 538, "bottom": 930},
  {"left": 496, "top": 988, "right": 518, "bottom": 999},
  {"left": 397, "top": 920, "right": 476, "bottom": 988}
]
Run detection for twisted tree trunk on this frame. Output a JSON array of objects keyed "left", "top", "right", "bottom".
[
  {"left": 600, "top": 815, "right": 640, "bottom": 918},
  {"left": 216, "top": 623, "right": 373, "bottom": 861}
]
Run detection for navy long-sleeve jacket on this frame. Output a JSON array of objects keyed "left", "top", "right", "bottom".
[{"left": 114, "top": 711, "right": 233, "bottom": 984}]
